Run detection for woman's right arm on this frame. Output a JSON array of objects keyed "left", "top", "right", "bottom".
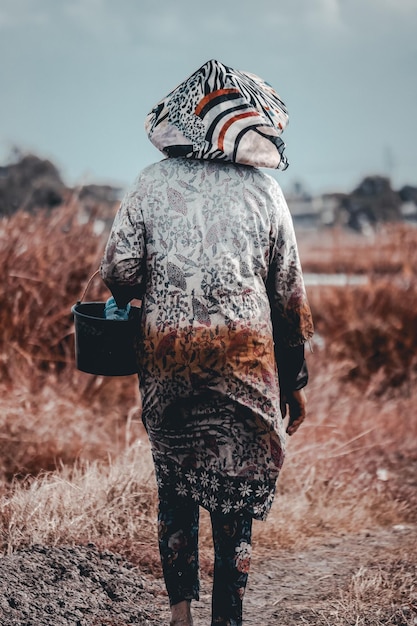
[{"left": 265, "top": 180, "right": 314, "bottom": 434}]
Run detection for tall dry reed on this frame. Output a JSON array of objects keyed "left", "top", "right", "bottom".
[
  {"left": 299, "top": 223, "right": 417, "bottom": 276},
  {"left": 0, "top": 200, "right": 105, "bottom": 384},
  {"left": 0, "top": 201, "right": 142, "bottom": 479}
]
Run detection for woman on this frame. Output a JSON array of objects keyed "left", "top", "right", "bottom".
[{"left": 100, "top": 59, "right": 314, "bottom": 626}]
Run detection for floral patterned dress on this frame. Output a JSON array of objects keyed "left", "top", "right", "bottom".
[{"left": 100, "top": 156, "right": 313, "bottom": 521}]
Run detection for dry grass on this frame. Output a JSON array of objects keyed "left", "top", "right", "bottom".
[
  {"left": 330, "top": 556, "right": 417, "bottom": 625},
  {"left": 298, "top": 224, "right": 417, "bottom": 276},
  {"left": 306, "top": 278, "right": 417, "bottom": 394},
  {"left": 0, "top": 381, "right": 143, "bottom": 480},
  {"left": 255, "top": 373, "right": 417, "bottom": 550},
  {"left": 299, "top": 225, "right": 417, "bottom": 392},
  {"left": 0, "top": 443, "right": 156, "bottom": 553},
  {"left": 0, "top": 198, "right": 108, "bottom": 386},
  {"left": 0, "top": 200, "right": 144, "bottom": 479},
  {"left": 0, "top": 206, "right": 416, "bottom": 618}
]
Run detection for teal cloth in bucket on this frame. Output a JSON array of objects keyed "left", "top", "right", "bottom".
[{"left": 104, "top": 297, "right": 131, "bottom": 321}]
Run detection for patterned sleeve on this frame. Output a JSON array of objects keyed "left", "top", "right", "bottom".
[
  {"left": 99, "top": 179, "right": 147, "bottom": 307},
  {"left": 265, "top": 180, "right": 314, "bottom": 349}
]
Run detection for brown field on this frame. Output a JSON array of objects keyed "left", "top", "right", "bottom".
[{"left": 0, "top": 204, "right": 416, "bottom": 624}]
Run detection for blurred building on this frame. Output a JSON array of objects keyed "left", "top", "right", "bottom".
[{"left": 287, "top": 177, "right": 417, "bottom": 233}]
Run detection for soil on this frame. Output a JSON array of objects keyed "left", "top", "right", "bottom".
[{"left": 0, "top": 525, "right": 416, "bottom": 625}]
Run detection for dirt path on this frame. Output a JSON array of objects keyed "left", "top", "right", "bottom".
[
  {"left": 242, "top": 524, "right": 416, "bottom": 625},
  {"left": 0, "top": 525, "right": 415, "bottom": 625},
  {"left": 156, "top": 524, "right": 417, "bottom": 625}
]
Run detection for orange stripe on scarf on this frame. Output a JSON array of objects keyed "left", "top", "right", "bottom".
[
  {"left": 218, "top": 111, "right": 259, "bottom": 151},
  {"left": 195, "top": 88, "right": 240, "bottom": 116}
]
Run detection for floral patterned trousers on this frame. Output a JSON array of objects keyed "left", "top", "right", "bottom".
[{"left": 158, "top": 494, "right": 253, "bottom": 626}]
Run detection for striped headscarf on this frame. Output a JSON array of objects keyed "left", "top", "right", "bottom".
[{"left": 145, "top": 59, "right": 289, "bottom": 170}]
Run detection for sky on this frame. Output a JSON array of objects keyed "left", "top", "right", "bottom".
[{"left": 0, "top": 0, "right": 416, "bottom": 196}]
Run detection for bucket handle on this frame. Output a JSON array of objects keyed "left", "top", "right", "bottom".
[{"left": 77, "top": 269, "right": 101, "bottom": 304}]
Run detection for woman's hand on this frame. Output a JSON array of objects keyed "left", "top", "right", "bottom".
[{"left": 280, "top": 389, "right": 307, "bottom": 436}]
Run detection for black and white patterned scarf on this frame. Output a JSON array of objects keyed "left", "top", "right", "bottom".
[{"left": 145, "top": 59, "right": 289, "bottom": 170}]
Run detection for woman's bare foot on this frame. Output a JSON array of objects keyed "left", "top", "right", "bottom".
[{"left": 170, "top": 599, "right": 193, "bottom": 626}]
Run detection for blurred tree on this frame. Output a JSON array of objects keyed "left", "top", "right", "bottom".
[
  {"left": 341, "top": 176, "right": 401, "bottom": 232},
  {"left": 0, "top": 153, "right": 65, "bottom": 216}
]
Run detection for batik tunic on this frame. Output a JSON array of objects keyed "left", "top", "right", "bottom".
[{"left": 100, "top": 157, "right": 313, "bottom": 521}]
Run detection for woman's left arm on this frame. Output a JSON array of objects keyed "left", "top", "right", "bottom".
[{"left": 100, "top": 185, "right": 146, "bottom": 307}]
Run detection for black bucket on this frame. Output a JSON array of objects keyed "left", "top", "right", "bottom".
[{"left": 71, "top": 301, "right": 142, "bottom": 376}]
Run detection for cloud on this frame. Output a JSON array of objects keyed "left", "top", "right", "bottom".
[
  {"left": 300, "top": 0, "right": 343, "bottom": 25},
  {"left": 0, "top": 0, "right": 415, "bottom": 193},
  {"left": 371, "top": 0, "right": 417, "bottom": 12},
  {"left": 62, "top": 0, "right": 131, "bottom": 42},
  {"left": 0, "top": 0, "right": 50, "bottom": 29}
]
